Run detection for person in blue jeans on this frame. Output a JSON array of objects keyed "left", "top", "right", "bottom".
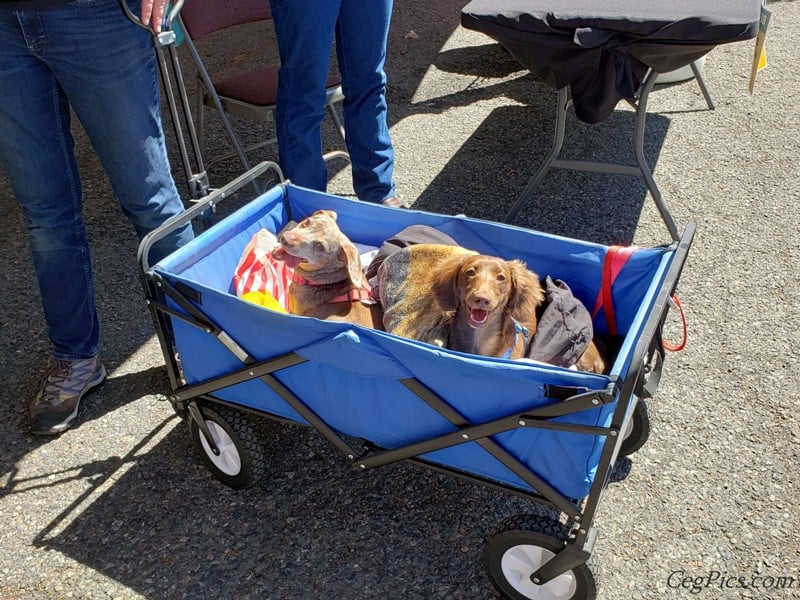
[
  {"left": 268, "top": 0, "right": 400, "bottom": 207},
  {"left": 0, "top": 0, "right": 193, "bottom": 435}
]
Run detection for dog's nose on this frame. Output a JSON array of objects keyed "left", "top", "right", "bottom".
[{"left": 470, "top": 293, "right": 492, "bottom": 308}]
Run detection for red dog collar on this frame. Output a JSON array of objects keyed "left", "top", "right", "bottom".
[
  {"left": 331, "top": 287, "right": 375, "bottom": 304},
  {"left": 291, "top": 271, "right": 375, "bottom": 304}
]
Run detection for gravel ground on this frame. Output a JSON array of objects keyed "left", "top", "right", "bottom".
[{"left": 1, "top": 1, "right": 798, "bottom": 599}]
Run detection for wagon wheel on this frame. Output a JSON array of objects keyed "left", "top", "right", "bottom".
[
  {"left": 618, "top": 398, "right": 650, "bottom": 457},
  {"left": 484, "top": 514, "right": 599, "bottom": 600},
  {"left": 189, "top": 403, "right": 267, "bottom": 489}
]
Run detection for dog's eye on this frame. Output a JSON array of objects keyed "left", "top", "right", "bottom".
[
  {"left": 464, "top": 268, "right": 476, "bottom": 277},
  {"left": 497, "top": 273, "right": 507, "bottom": 282},
  {"left": 312, "top": 241, "right": 325, "bottom": 252}
]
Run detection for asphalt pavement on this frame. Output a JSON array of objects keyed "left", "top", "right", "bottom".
[{"left": 1, "top": 1, "right": 798, "bottom": 598}]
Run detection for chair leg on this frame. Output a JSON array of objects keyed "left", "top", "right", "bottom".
[
  {"left": 327, "top": 103, "right": 347, "bottom": 144},
  {"left": 202, "top": 93, "right": 252, "bottom": 173},
  {"left": 181, "top": 30, "right": 251, "bottom": 173},
  {"left": 323, "top": 102, "right": 350, "bottom": 163}
]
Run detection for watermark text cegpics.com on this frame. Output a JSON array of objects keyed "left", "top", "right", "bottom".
[{"left": 667, "top": 570, "right": 797, "bottom": 595}]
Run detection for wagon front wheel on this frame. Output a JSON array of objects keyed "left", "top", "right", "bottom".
[
  {"left": 619, "top": 398, "right": 650, "bottom": 457},
  {"left": 189, "top": 403, "right": 266, "bottom": 489},
  {"left": 484, "top": 514, "right": 599, "bottom": 600}
]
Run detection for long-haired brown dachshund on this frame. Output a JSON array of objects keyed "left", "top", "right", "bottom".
[
  {"left": 432, "top": 254, "right": 606, "bottom": 372},
  {"left": 274, "top": 210, "right": 383, "bottom": 328},
  {"left": 432, "top": 254, "right": 544, "bottom": 360}
]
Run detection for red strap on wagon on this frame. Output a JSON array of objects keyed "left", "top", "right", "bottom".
[
  {"left": 593, "top": 245, "right": 688, "bottom": 351},
  {"left": 662, "top": 294, "right": 687, "bottom": 351},
  {"left": 592, "top": 245, "right": 637, "bottom": 336}
]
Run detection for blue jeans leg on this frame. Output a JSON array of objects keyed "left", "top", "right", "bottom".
[
  {"left": 0, "top": 0, "right": 192, "bottom": 360},
  {"left": 337, "top": 0, "right": 395, "bottom": 203},
  {"left": 269, "top": 0, "right": 339, "bottom": 192},
  {"left": 269, "top": 0, "right": 395, "bottom": 202}
]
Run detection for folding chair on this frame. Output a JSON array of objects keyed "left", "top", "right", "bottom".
[{"left": 177, "top": 0, "right": 348, "bottom": 172}]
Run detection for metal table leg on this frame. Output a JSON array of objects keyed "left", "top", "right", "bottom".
[{"left": 504, "top": 69, "right": 681, "bottom": 241}]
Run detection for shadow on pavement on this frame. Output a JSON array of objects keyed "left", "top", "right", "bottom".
[{"left": 33, "top": 415, "right": 632, "bottom": 599}]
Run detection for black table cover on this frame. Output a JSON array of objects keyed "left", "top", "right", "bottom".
[{"left": 462, "top": 0, "right": 760, "bottom": 122}]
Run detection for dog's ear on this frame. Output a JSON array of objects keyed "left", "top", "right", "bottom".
[
  {"left": 341, "top": 243, "right": 365, "bottom": 287},
  {"left": 507, "top": 260, "right": 545, "bottom": 322},
  {"left": 311, "top": 209, "right": 338, "bottom": 221},
  {"left": 432, "top": 254, "right": 469, "bottom": 311}
]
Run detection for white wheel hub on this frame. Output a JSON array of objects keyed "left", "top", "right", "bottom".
[
  {"left": 501, "top": 544, "right": 577, "bottom": 599},
  {"left": 621, "top": 412, "right": 634, "bottom": 440},
  {"left": 199, "top": 420, "right": 242, "bottom": 476}
]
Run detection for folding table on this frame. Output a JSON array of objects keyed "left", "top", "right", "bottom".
[{"left": 461, "top": 0, "right": 761, "bottom": 239}]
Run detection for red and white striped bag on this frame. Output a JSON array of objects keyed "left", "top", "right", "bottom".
[{"left": 233, "top": 229, "right": 293, "bottom": 310}]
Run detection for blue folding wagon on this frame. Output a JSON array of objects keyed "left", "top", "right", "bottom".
[{"left": 139, "top": 163, "right": 693, "bottom": 600}]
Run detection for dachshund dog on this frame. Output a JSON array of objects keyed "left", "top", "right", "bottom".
[
  {"left": 432, "top": 254, "right": 544, "bottom": 360},
  {"left": 274, "top": 210, "right": 383, "bottom": 328},
  {"left": 432, "top": 254, "right": 606, "bottom": 373}
]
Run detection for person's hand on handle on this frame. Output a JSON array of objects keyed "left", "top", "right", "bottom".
[{"left": 140, "top": 0, "right": 168, "bottom": 33}]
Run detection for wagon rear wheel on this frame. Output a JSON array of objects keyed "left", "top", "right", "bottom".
[
  {"left": 484, "top": 514, "right": 599, "bottom": 600},
  {"left": 189, "top": 403, "right": 266, "bottom": 489},
  {"left": 619, "top": 398, "right": 650, "bottom": 457}
]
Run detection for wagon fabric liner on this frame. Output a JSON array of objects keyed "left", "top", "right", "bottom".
[{"left": 150, "top": 177, "right": 686, "bottom": 504}]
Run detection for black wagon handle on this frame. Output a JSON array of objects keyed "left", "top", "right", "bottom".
[{"left": 137, "top": 161, "right": 286, "bottom": 274}]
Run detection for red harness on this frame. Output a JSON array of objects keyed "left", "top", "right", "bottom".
[{"left": 290, "top": 271, "right": 375, "bottom": 304}]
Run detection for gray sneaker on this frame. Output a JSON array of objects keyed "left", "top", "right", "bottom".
[{"left": 29, "top": 356, "right": 107, "bottom": 435}]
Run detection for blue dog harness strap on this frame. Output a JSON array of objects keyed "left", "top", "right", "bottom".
[{"left": 501, "top": 319, "right": 530, "bottom": 359}]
